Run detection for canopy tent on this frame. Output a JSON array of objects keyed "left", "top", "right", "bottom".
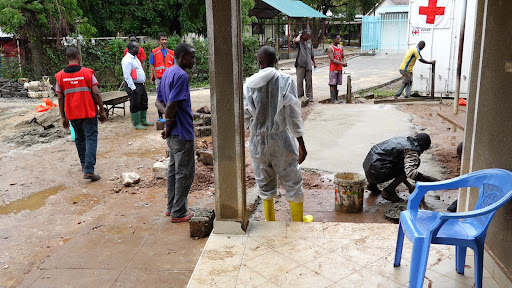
[
  {"left": 249, "top": 0, "right": 327, "bottom": 57},
  {"left": 250, "top": 0, "right": 327, "bottom": 19}
]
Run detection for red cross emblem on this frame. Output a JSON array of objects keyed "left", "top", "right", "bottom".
[
  {"left": 412, "top": 29, "right": 419, "bottom": 35},
  {"left": 419, "top": 0, "right": 445, "bottom": 24}
]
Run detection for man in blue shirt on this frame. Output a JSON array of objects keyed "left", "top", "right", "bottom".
[{"left": 155, "top": 43, "right": 196, "bottom": 223}]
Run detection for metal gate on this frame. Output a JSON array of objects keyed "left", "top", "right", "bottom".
[{"left": 361, "top": 13, "right": 408, "bottom": 54}]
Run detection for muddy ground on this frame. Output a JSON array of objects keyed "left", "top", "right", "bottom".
[{"left": 0, "top": 84, "right": 464, "bottom": 286}]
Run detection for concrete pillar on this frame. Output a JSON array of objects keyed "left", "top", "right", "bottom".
[
  {"left": 205, "top": 0, "right": 248, "bottom": 234},
  {"left": 464, "top": 0, "right": 512, "bottom": 280},
  {"left": 459, "top": 0, "right": 484, "bottom": 210}
]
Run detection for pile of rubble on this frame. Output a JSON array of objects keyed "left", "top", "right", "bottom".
[
  {"left": 0, "top": 77, "right": 29, "bottom": 98},
  {"left": 0, "top": 77, "right": 54, "bottom": 99}
]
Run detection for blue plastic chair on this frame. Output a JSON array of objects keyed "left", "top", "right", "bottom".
[{"left": 393, "top": 168, "right": 512, "bottom": 288}]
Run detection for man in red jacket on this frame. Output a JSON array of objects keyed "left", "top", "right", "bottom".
[
  {"left": 55, "top": 47, "right": 107, "bottom": 181},
  {"left": 149, "top": 32, "right": 174, "bottom": 92}
]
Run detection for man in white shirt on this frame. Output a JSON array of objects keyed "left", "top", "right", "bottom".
[{"left": 122, "top": 42, "right": 153, "bottom": 130}]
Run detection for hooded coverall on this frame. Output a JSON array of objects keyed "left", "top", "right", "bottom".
[{"left": 243, "top": 67, "right": 305, "bottom": 203}]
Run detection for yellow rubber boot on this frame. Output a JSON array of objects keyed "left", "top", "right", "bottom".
[
  {"left": 263, "top": 199, "right": 276, "bottom": 221},
  {"left": 288, "top": 201, "right": 314, "bottom": 222}
]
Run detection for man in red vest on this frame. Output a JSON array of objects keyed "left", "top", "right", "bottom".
[
  {"left": 124, "top": 34, "right": 146, "bottom": 71},
  {"left": 328, "top": 33, "right": 347, "bottom": 104},
  {"left": 55, "top": 47, "right": 107, "bottom": 181},
  {"left": 149, "top": 32, "right": 175, "bottom": 92}
]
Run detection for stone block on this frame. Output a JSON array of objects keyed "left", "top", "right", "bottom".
[
  {"left": 195, "top": 126, "right": 211, "bottom": 137},
  {"left": 189, "top": 208, "right": 215, "bottom": 238},
  {"left": 152, "top": 159, "right": 169, "bottom": 179},
  {"left": 196, "top": 149, "right": 213, "bottom": 165},
  {"left": 203, "top": 115, "right": 212, "bottom": 126},
  {"left": 28, "top": 91, "right": 42, "bottom": 98}
]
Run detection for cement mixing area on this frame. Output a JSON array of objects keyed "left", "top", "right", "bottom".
[{"left": 0, "top": 55, "right": 466, "bottom": 287}]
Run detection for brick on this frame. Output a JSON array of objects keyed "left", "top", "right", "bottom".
[
  {"left": 152, "top": 159, "right": 169, "bottom": 179},
  {"left": 189, "top": 208, "right": 215, "bottom": 238}
]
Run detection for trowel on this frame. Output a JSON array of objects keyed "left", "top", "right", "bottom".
[{"left": 30, "top": 117, "right": 55, "bottom": 130}]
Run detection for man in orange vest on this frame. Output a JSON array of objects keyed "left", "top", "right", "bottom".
[
  {"left": 149, "top": 32, "right": 175, "bottom": 92},
  {"left": 55, "top": 47, "right": 107, "bottom": 182},
  {"left": 124, "top": 34, "right": 146, "bottom": 71},
  {"left": 328, "top": 33, "right": 347, "bottom": 104}
]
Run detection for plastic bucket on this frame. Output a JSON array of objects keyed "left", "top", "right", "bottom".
[{"left": 334, "top": 172, "right": 366, "bottom": 213}]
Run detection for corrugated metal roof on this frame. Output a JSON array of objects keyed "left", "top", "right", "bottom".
[
  {"left": 378, "top": 5, "right": 409, "bottom": 13},
  {"left": 250, "top": 0, "right": 327, "bottom": 19}
]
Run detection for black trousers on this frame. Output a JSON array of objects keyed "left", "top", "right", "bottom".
[{"left": 125, "top": 83, "right": 148, "bottom": 113}]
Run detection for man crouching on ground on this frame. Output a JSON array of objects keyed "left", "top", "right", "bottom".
[{"left": 244, "top": 46, "right": 312, "bottom": 222}]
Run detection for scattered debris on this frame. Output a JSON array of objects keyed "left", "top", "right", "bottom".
[
  {"left": 196, "top": 149, "right": 213, "bottom": 165},
  {"left": 122, "top": 172, "right": 141, "bottom": 187}
]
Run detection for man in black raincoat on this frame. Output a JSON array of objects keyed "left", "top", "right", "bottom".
[{"left": 363, "top": 133, "right": 439, "bottom": 202}]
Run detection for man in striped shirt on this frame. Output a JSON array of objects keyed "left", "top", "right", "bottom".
[
  {"left": 394, "top": 41, "right": 436, "bottom": 99},
  {"left": 363, "top": 133, "right": 440, "bottom": 202}
]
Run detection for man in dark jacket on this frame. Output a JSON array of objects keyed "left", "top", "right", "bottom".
[{"left": 363, "top": 133, "right": 439, "bottom": 202}]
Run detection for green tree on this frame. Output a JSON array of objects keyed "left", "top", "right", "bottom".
[
  {"left": 78, "top": 0, "right": 207, "bottom": 37},
  {"left": 0, "top": 0, "right": 95, "bottom": 77}
]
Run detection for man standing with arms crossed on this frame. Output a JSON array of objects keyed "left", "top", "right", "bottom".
[
  {"left": 395, "top": 40, "right": 435, "bottom": 99},
  {"left": 155, "top": 43, "right": 196, "bottom": 223},
  {"left": 149, "top": 32, "right": 174, "bottom": 92},
  {"left": 328, "top": 33, "right": 347, "bottom": 104},
  {"left": 294, "top": 30, "right": 317, "bottom": 101},
  {"left": 55, "top": 47, "right": 107, "bottom": 181},
  {"left": 122, "top": 42, "right": 153, "bottom": 130}
]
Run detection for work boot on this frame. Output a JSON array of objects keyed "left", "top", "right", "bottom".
[
  {"left": 263, "top": 199, "right": 276, "bottom": 221},
  {"left": 131, "top": 112, "right": 146, "bottom": 130},
  {"left": 288, "top": 201, "right": 314, "bottom": 222},
  {"left": 336, "top": 89, "right": 346, "bottom": 103},
  {"left": 330, "top": 90, "right": 341, "bottom": 104},
  {"left": 140, "top": 110, "right": 154, "bottom": 126}
]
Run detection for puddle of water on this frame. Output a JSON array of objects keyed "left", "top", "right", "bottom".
[{"left": 0, "top": 185, "right": 65, "bottom": 215}]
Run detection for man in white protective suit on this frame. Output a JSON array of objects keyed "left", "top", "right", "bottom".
[{"left": 244, "top": 46, "right": 313, "bottom": 222}]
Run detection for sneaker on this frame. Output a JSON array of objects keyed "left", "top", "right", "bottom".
[
  {"left": 171, "top": 213, "right": 194, "bottom": 223},
  {"left": 165, "top": 211, "right": 170, "bottom": 217},
  {"left": 83, "top": 173, "right": 101, "bottom": 182}
]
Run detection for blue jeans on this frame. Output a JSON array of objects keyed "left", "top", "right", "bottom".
[
  {"left": 70, "top": 117, "right": 98, "bottom": 174},
  {"left": 166, "top": 135, "right": 195, "bottom": 218}
]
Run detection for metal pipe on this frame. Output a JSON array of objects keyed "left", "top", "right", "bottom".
[
  {"left": 431, "top": 63, "right": 435, "bottom": 100},
  {"left": 347, "top": 74, "right": 352, "bottom": 104},
  {"left": 287, "top": 17, "right": 290, "bottom": 57},
  {"left": 454, "top": 0, "right": 468, "bottom": 114}
]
